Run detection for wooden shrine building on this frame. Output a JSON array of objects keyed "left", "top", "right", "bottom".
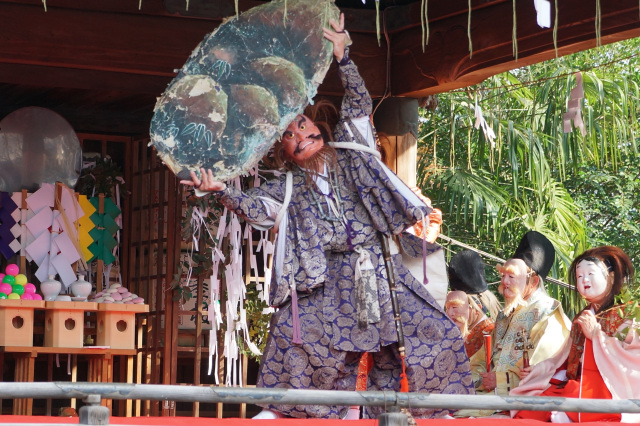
[{"left": 0, "top": 0, "right": 639, "bottom": 418}]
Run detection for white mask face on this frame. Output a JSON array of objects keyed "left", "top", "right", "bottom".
[
  {"left": 575, "top": 259, "right": 610, "bottom": 305},
  {"left": 499, "top": 259, "right": 528, "bottom": 301}
]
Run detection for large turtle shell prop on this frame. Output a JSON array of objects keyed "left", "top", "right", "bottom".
[{"left": 150, "top": 0, "right": 340, "bottom": 181}]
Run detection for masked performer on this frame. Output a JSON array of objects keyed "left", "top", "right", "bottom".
[
  {"left": 512, "top": 246, "right": 640, "bottom": 423},
  {"left": 448, "top": 249, "right": 502, "bottom": 320},
  {"left": 183, "top": 15, "right": 473, "bottom": 420},
  {"left": 445, "top": 290, "right": 495, "bottom": 358},
  {"left": 456, "top": 231, "right": 571, "bottom": 417}
]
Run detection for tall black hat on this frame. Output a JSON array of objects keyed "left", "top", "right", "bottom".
[
  {"left": 448, "top": 250, "right": 488, "bottom": 294},
  {"left": 512, "top": 231, "right": 555, "bottom": 279}
]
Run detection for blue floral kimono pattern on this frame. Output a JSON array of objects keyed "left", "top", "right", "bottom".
[{"left": 214, "top": 56, "right": 473, "bottom": 419}]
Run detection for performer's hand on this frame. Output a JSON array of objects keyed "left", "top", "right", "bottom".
[
  {"left": 323, "top": 13, "right": 350, "bottom": 62},
  {"left": 410, "top": 186, "right": 433, "bottom": 207},
  {"left": 519, "top": 365, "right": 532, "bottom": 380},
  {"left": 180, "top": 168, "right": 226, "bottom": 192},
  {"left": 576, "top": 310, "right": 598, "bottom": 340},
  {"left": 480, "top": 372, "right": 497, "bottom": 391}
]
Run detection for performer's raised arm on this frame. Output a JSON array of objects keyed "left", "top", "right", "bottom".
[
  {"left": 181, "top": 168, "right": 282, "bottom": 227},
  {"left": 323, "top": 15, "right": 372, "bottom": 121}
]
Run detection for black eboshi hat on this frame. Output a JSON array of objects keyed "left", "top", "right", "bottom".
[
  {"left": 448, "top": 250, "right": 488, "bottom": 295},
  {"left": 512, "top": 231, "right": 555, "bottom": 279}
]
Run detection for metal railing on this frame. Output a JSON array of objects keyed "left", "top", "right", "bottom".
[{"left": 1, "top": 382, "right": 639, "bottom": 425}]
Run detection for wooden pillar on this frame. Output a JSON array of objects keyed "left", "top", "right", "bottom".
[
  {"left": 374, "top": 97, "right": 420, "bottom": 187},
  {"left": 380, "top": 133, "right": 418, "bottom": 187}
]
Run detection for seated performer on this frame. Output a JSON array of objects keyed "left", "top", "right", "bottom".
[
  {"left": 445, "top": 290, "right": 495, "bottom": 358},
  {"left": 512, "top": 246, "right": 640, "bottom": 423},
  {"left": 456, "top": 231, "right": 571, "bottom": 417},
  {"left": 182, "top": 14, "right": 473, "bottom": 420},
  {"left": 448, "top": 249, "right": 502, "bottom": 320}
]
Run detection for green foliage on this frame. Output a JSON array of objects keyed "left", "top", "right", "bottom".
[
  {"left": 243, "top": 281, "right": 272, "bottom": 354},
  {"left": 173, "top": 194, "right": 223, "bottom": 294},
  {"left": 611, "top": 286, "right": 640, "bottom": 341},
  {"left": 76, "top": 157, "right": 126, "bottom": 198},
  {"left": 417, "top": 37, "right": 640, "bottom": 315},
  {"left": 565, "top": 155, "right": 640, "bottom": 267}
]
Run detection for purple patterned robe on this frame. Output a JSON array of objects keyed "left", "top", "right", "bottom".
[{"left": 214, "top": 54, "right": 473, "bottom": 419}]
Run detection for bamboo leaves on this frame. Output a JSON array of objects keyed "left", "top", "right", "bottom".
[{"left": 417, "top": 38, "right": 640, "bottom": 309}]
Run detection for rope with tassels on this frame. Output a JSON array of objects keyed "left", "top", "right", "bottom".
[{"left": 436, "top": 233, "right": 574, "bottom": 290}]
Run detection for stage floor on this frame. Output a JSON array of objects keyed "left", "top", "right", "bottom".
[{"left": 0, "top": 416, "right": 620, "bottom": 426}]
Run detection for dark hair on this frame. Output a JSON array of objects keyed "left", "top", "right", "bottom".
[
  {"left": 568, "top": 246, "right": 634, "bottom": 313},
  {"left": 304, "top": 99, "right": 338, "bottom": 141}
]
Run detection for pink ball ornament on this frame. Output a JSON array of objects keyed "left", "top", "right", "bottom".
[
  {"left": 5, "top": 264, "right": 19, "bottom": 276},
  {"left": 24, "top": 283, "right": 37, "bottom": 294},
  {"left": 0, "top": 273, "right": 4, "bottom": 281},
  {"left": 0, "top": 283, "right": 12, "bottom": 295},
  {"left": 15, "top": 274, "right": 28, "bottom": 285},
  {"left": 2, "top": 275, "right": 15, "bottom": 285},
  {"left": 31, "top": 293, "right": 43, "bottom": 300},
  {"left": 20, "top": 292, "right": 34, "bottom": 300}
]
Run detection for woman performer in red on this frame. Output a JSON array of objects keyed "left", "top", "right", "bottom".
[{"left": 511, "top": 246, "right": 640, "bottom": 423}]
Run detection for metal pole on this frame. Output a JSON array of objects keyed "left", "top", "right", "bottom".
[
  {"left": 379, "top": 234, "right": 406, "bottom": 358},
  {"left": 1, "top": 382, "right": 639, "bottom": 415}
]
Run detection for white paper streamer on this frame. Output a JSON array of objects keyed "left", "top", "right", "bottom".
[
  {"left": 195, "top": 167, "right": 265, "bottom": 387},
  {"left": 533, "top": 0, "right": 551, "bottom": 28},
  {"left": 474, "top": 99, "right": 497, "bottom": 147},
  {"left": 563, "top": 72, "right": 587, "bottom": 137}
]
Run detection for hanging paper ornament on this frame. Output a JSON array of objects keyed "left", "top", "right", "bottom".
[
  {"left": 12, "top": 191, "right": 36, "bottom": 262},
  {"left": 86, "top": 196, "right": 121, "bottom": 265},
  {"left": 23, "top": 183, "right": 84, "bottom": 286},
  {"left": 474, "top": 99, "right": 497, "bottom": 148},
  {"left": 533, "top": 0, "right": 551, "bottom": 28},
  {"left": 78, "top": 195, "right": 97, "bottom": 262},
  {"left": 0, "top": 192, "right": 19, "bottom": 260},
  {"left": 192, "top": 172, "right": 264, "bottom": 386},
  {"left": 563, "top": 72, "right": 587, "bottom": 137}
]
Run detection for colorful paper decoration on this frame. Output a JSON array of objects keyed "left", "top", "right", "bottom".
[
  {"left": 1, "top": 184, "right": 90, "bottom": 287},
  {"left": 23, "top": 183, "right": 84, "bottom": 287},
  {"left": 86, "top": 197, "right": 121, "bottom": 265},
  {"left": 11, "top": 191, "right": 35, "bottom": 262},
  {"left": 78, "top": 195, "right": 97, "bottom": 263},
  {"left": 0, "top": 192, "right": 19, "bottom": 260}
]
